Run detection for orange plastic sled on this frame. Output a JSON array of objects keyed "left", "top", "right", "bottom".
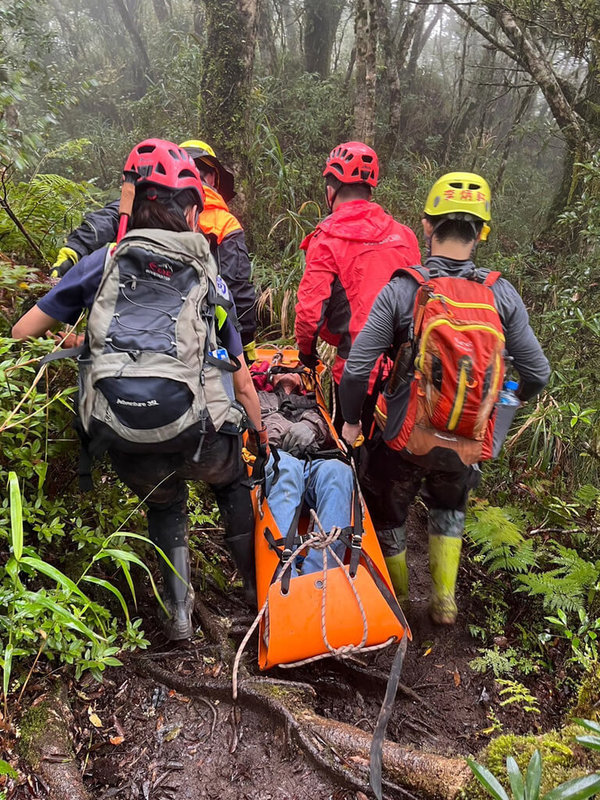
[{"left": 250, "top": 347, "right": 411, "bottom": 670}]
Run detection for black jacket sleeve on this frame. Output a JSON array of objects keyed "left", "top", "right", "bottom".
[
  {"left": 66, "top": 200, "right": 120, "bottom": 259},
  {"left": 215, "top": 229, "right": 257, "bottom": 346}
]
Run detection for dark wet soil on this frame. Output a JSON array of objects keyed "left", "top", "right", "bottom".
[{"left": 8, "top": 508, "right": 565, "bottom": 800}]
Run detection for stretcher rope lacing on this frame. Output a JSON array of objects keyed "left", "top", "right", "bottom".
[
  {"left": 232, "top": 511, "right": 389, "bottom": 697},
  {"left": 232, "top": 527, "right": 329, "bottom": 699},
  {"left": 310, "top": 511, "right": 369, "bottom": 656},
  {"left": 277, "top": 511, "right": 400, "bottom": 668}
]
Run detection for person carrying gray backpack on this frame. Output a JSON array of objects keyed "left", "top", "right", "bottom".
[{"left": 12, "top": 139, "right": 266, "bottom": 641}]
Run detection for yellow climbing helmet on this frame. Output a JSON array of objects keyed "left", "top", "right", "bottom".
[
  {"left": 425, "top": 171, "right": 491, "bottom": 220},
  {"left": 180, "top": 139, "right": 216, "bottom": 159},
  {"left": 179, "top": 139, "right": 236, "bottom": 202}
]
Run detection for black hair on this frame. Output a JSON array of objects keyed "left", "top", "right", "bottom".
[
  {"left": 424, "top": 213, "right": 483, "bottom": 244},
  {"left": 130, "top": 187, "right": 198, "bottom": 232},
  {"left": 325, "top": 173, "right": 372, "bottom": 201}
]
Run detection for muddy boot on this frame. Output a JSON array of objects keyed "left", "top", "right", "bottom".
[
  {"left": 148, "top": 505, "right": 194, "bottom": 641},
  {"left": 226, "top": 531, "right": 257, "bottom": 609},
  {"left": 384, "top": 550, "right": 409, "bottom": 609},
  {"left": 428, "top": 535, "right": 461, "bottom": 625},
  {"left": 377, "top": 526, "right": 408, "bottom": 606},
  {"left": 157, "top": 545, "right": 195, "bottom": 641}
]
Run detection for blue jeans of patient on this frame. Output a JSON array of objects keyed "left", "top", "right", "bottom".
[{"left": 265, "top": 450, "right": 354, "bottom": 574}]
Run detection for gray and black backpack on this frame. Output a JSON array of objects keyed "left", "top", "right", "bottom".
[{"left": 75, "top": 228, "right": 243, "bottom": 469}]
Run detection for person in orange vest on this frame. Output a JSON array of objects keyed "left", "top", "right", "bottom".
[{"left": 51, "top": 139, "right": 258, "bottom": 360}]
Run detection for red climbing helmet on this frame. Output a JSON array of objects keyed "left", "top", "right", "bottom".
[
  {"left": 323, "top": 141, "right": 379, "bottom": 187},
  {"left": 123, "top": 138, "right": 205, "bottom": 210}
]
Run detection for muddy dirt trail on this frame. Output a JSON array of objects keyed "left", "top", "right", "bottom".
[{"left": 59, "top": 507, "right": 562, "bottom": 800}]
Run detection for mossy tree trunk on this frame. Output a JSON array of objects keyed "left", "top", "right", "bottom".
[
  {"left": 199, "top": 0, "right": 258, "bottom": 172},
  {"left": 303, "top": 0, "right": 345, "bottom": 78},
  {"left": 354, "top": 0, "right": 377, "bottom": 145}
]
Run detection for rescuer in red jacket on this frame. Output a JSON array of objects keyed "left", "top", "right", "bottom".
[{"left": 295, "top": 141, "right": 421, "bottom": 430}]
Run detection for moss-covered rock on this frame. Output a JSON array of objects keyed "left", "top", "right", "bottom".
[{"left": 463, "top": 723, "right": 600, "bottom": 799}]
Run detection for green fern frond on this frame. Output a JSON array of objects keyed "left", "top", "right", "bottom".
[
  {"left": 470, "top": 647, "right": 515, "bottom": 677},
  {"left": 575, "top": 484, "right": 600, "bottom": 509},
  {"left": 465, "top": 504, "right": 536, "bottom": 574},
  {"left": 487, "top": 540, "right": 538, "bottom": 574},
  {"left": 0, "top": 171, "right": 99, "bottom": 261},
  {"left": 517, "top": 571, "right": 589, "bottom": 612}
]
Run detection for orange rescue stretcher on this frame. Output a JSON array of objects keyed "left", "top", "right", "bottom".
[{"left": 249, "top": 347, "right": 411, "bottom": 670}]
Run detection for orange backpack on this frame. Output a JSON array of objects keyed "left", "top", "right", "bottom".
[{"left": 375, "top": 268, "right": 505, "bottom": 466}]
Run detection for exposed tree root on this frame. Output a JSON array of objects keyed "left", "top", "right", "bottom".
[
  {"left": 326, "top": 659, "right": 441, "bottom": 717},
  {"left": 18, "top": 683, "right": 92, "bottom": 800},
  {"left": 134, "top": 657, "right": 471, "bottom": 800}
]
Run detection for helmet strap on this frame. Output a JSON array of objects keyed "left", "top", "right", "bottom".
[{"left": 326, "top": 183, "right": 341, "bottom": 212}]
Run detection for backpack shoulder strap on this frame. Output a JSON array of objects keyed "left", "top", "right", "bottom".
[
  {"left": 483, "top": 270, "right": 502, "bottom": 286},
  {"left": 391, "top": 265, "right": 428, "bottom": 285}
]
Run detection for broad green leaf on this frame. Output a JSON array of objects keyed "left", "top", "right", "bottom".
[
  {"left": 5, "top": 557, "right": 21, "bottom": 586},
  {"left": 22, "top": 591, "right": 103, "bottom": 643},
  {"left": 542, "top": 773, "right": 600, "bottom": 800},
  {"left": 20, "top": 556, "right": 92, "bottom": 604},
  {"left": 95, "top": 548, "right": 149, "bottom": 571},
  {"left": 116, "top": 558, "right": 137, "bottom": 606},
  {"left": 525, "top": 750, "right": 542, "bottom": 800},
  {"left": 467, "top": 758, "right": 511, "bottom": 800},
  {"left": 573, "top": 719, "right": 600, "bottom": 735},
  {"left": 507, "top": 756, "right": 525, "bottom": 800},
  {"left": 8, "top": 472, "right": 23, "bottom": 561},
  {"left": 95, "top": 548, "right": 165, "bottom": 609},
  {"left": 0, "top": 759, "right": 18, "bottom": 779},
  {"left": 82, "top": 576, "right": 131, "bottom": 620},
  {"left": 575, "top": 735, "right": 600, "bottom": 752}
]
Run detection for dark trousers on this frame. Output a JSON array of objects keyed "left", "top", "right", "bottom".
[
  {"left": 109, "top": 427, "right": 254, "bottom": 544},
  {"left": 361, "top": 437, "right": 481, "bottom": 532}
]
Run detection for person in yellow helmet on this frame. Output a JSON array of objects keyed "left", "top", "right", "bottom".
[
  {"left": 51, "top": 139, "right": 258, "bottom": 360},
  {"left": 339, "top": 171, "right": 550, "bottom": 625}
]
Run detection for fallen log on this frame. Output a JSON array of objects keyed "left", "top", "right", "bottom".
[
  {"left": 18, "top": 683, "right": 92, "bottom": 800},
  {"left": 305, "top": 712, "right": 472, "bottom": 800}
]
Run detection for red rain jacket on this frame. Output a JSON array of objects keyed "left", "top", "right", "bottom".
[{"left": 295, "top": 199, "right": 421, "bottom": 383}]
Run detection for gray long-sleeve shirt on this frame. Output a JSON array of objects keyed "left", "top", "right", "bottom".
[{"left": 339, "top": 256, "right": 551, "bottom": 425}]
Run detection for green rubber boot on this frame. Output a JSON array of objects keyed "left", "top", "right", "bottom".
[
  {"left": 384, "top": 550, "right": 409, "bottom": 609},
  {"left": 428, "top": 534, "right": 462, "bottom": 625}
]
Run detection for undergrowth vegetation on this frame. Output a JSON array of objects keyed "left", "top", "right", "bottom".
[
  {"left": 0, "top": 310, "right": 152, "bottom": 707},
  {"left": 0, "top": 51, "right": 599, "bottom": 797}
]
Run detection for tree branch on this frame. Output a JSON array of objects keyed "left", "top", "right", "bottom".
[
  {"left": 443, "top": 0, "right": 523, "bottom": 66},
  {"left": 0, "top": 165, "right": 47, "bottom": 264}
]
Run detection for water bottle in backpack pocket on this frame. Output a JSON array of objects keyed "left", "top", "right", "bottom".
[{"left": 492, "top": 380, "right": 520, "bottom": 457}]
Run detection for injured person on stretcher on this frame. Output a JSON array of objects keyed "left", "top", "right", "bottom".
[{"left": 252, "top": 363, "right": 354, "bottom": 575}]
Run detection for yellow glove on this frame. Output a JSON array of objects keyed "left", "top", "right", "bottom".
[
  {"left": 243, "top": 340, "right": 257, "bottom": 363},
  {"left": 51, "top": 247, "right": 79, "bottom": 279}
]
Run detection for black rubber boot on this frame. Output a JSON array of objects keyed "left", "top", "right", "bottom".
[
  {"left": 226, "top": 531, "right": 257, "bottom": 609},
  {"left": 148, "top": 506, "right": 194, "bottom": 641},
  {"left": 157, "top": 545, "right": 195, "bottom": 640}
]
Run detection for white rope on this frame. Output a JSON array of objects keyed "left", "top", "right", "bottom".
[{"left": 232, "top": 508, "right": 386, "bottom": 695}]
